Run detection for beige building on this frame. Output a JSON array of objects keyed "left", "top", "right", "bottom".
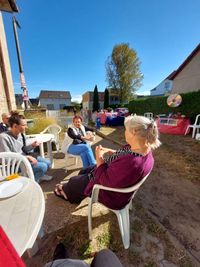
[
  {"left": 171, "top": 44, "right": 200, "bottom": 94},
  {"left": 0, "top": 12, "right": 16, "bottom": 117},
  {"left": 82, "top": 91, "right": 104, "bottom": 110},
  {"left": 82, "top": 88, "right": 120, "bottom": 110}
]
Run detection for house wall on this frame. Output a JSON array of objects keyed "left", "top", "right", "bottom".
[
  {"left": 39, "top": 98, "right": 71, "bottom": 110},
  {"left": 82, "top": 90, "right": 120, "bottom": 110},
  {"left": 82, "top": 92, "right": 104, "bottom": 110},
  {"left": 171, "top": 50, "right": 200, "bottom": 94},
  {"left": 0, "top": 13, "right": 16, "bottom": 117},
  {"left": 151, "top": 79, "right": 173, "bottom": 96},
  {"left": 82, "top": 101, "right": 104, "bottom": 110}
]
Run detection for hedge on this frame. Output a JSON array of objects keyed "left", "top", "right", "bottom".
[{"left": 128, "top": 90, "right": 200, "bottom": 123}]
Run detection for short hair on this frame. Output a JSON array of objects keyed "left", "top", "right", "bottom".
[
  {"left": 1, "top": 113, "right": 9, "bottom": 119},
  {"left": 73, "top": 115, "right": 83, "bottom": 122},
  {"left": 8, "top": 111, "right": 25, "bottom": 127},
  {"left": 124, "top": 115, "right": 161, "bottom": 149}
]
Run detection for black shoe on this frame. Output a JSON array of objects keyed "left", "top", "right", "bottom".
[{"left": 52, "top": 242, "right": 68, "bottom": 260}]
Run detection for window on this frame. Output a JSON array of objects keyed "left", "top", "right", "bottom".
[
  {"left": 164, "top": 82, "right": 170, "bottom": 90},
  {"left": 59, "top": 104, "right": 65, "bottom": 109},
  {"left": 47, "top": 104, "right": 54, "bottom": 110}
]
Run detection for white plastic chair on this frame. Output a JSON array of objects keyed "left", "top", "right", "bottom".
[
  {"left": 0, "top": 152, "right": 35, "bottom": 180},
  {"left": 185, "top": 114, "right": 200, "bottom": 138},
  {"left": 144, "top": 113, "right": 154, "bottom": 120},
  {"left": 40, "top": 124, "right": 62, "bottom": 152},
  {"left": 196, "top": 133, "right": 200, "bottom": 140},
  {"left": 88, "top": 172, "right": 151, "bottom": 249},
  {"left": 61, "top": 133, "right": 80, "bottom": 166}
]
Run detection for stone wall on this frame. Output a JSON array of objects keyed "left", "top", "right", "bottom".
[{"left": 0, "top": 12, "right": 16, "bottom": 118}]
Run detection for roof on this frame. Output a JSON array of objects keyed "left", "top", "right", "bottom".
[
  {"left": 29, "top": 98, "right": 39, "bottom": 105},
  {"left": 170, "top": 43, "right": 200, "bottom": 80},
  {"left": 165, "top": 70, "right": 177, "bottom": 80},
  {"left": 83, "top": 91, "right": 104, "bottom": 95},
  {"left": 0, "top": 0, "right": 19, "bottom": 12},
  {"left": 39, "top": 90, "right": 71, "bottom": 99}
]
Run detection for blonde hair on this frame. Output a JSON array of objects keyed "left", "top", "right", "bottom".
[{"left": 124, "top": 115, "right": 161, "bottom": 149}]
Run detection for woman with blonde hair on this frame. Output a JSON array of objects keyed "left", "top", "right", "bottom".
[{"left": 54, "top": 115, "right": 161, "bottom": 209}]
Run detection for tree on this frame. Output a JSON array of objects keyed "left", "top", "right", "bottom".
[
  {"left": 104, "top": 88, "right": 109, "bottom": 109},
  {"left": 106, "top": 43, "right": 143, "bottom": 103},
  {"left": 93, "top": 85, "right": 99, "bottom": 112}
]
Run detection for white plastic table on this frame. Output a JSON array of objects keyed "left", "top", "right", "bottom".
[
  {"left": 26, "top": 133, "right": 54, "bottom": 167},
  {"left": 0, "top": 177, "right": 45, "bottom": 256}
]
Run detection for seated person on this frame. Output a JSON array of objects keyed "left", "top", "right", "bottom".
[
  {"left": 45, "top": 243, "right": 123, "bottom": 267},
  {"left": 0, "top": 113, "right": 10, "bottom": 133},
  {"left": 54, "top": 115, "right": 161, "bottom": 210},
  {"left": 67, "top": 115, "right": 96, "bottom": 168},
  {"left": 0, "top": 112, "right": 52, "bottom": 183}
]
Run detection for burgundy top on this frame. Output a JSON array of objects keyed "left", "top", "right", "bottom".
[{"left": 84, "top": 148, "right": 154, "bottom": 210}]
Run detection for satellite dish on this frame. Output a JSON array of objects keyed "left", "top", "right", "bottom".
[{"left": 167, "top": 94, "right": 182, "bottom": 107}]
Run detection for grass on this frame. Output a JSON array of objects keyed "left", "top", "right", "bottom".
[
  {"left": 26, "top": 117, "right": 57, "bottom": 134},
  {"left": 96, "top": 232, "right": 112, "bottom": 249},
  {"left": 78, "top": 242, "right": 93, "bottom": 259}
]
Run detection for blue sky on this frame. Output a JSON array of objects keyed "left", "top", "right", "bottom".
[{"left": 2, "top": 0, "right": 200, "bottom": 102}]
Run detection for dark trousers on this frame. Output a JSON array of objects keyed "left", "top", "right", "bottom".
[
  {"left": 91, "top": 249, "right": 123, "bottom": 267},
  {"left": 63, "top": 166, "right": 95, "bottom": 203}
]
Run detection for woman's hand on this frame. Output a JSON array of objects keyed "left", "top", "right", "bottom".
[
  {"left": 95, "top": 145, "right": 105, "bottom": 167},
  {"left": 81, "top": 133, "right": 94, "bottom": 141},
  {"left": 31, "top": 141, "right": 40, "bottom": 147},
  {"left": 26, "top": 155, "right": 38, "bottom": 165},
  {"left": 101, "top": 147, "right": 116, "bottom": 155}
]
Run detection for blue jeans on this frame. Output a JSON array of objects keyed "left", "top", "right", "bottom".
[
  {"left": 31, "top": 156, "right": 51, "bottom": 182},
  {"left": 68, "top": 143, "right": 96, "bottom": 168}
]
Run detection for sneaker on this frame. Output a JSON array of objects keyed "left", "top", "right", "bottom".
[{"left": 40, "top": 175, "right": 53, "bottom": 182}]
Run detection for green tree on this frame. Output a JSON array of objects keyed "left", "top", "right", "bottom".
[
  {"left": 93, "top": 85, "right": 99, "bottom": 112},
  {"left": 104, "top": 88, "right": 109, "bottom": 109},
  {"left": 106, "top": 43, "right": 143, "bottom": 103}
]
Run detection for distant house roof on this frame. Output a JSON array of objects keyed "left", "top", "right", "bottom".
[
  {"left": 165, "top": 70, "right": 177, "bottom": 80},
  {"left": 82, "top": 91, "right": 105, "bottom": 102},
  {"left": 150, "top": 70, "right": 176, "bottom": 92},
  {"left": 29, "top": 98, "right": 39, "bottom": 105},
  {"left": 39, "top": 90, "right": 71, "bottom": 99},
  {"left": 170, "top": 43, "right": 200, "bottom": 80},
  {"left": 0, "top": 0, "right": 19, "bottom": 12}
]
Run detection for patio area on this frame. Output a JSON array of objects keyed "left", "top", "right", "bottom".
[{"left": 23, "top": 129, "right": 200, "bottom": 267}]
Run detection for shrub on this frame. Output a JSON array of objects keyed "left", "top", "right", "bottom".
[
  {"left": 128, "top": 90, "right": 200, "bottom": 123},
  {"left": 26, "top": 117, "right": 56, "bottom": 134}
]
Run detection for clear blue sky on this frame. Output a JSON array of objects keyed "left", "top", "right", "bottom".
[{"left": 2, "top": 0, "right": 200, "bottom": 102}]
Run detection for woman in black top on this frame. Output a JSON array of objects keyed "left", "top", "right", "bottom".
[{"left": 67, "top": 116, "right": 96, "bottom": 168}]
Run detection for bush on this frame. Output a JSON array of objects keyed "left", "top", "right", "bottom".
[
  {"left": 128, "top": 90, "right": 200, "bottom": 123},
  {"left": 26, "top": 117, "right": 56, "bottom": 134}
]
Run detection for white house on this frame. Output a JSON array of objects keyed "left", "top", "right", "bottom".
[
  {"left": 39, "top": 90, "right": 71, "bottom": 110},
  {"left": 150, "top": 71, "right": 176, "bottom": 96}
]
